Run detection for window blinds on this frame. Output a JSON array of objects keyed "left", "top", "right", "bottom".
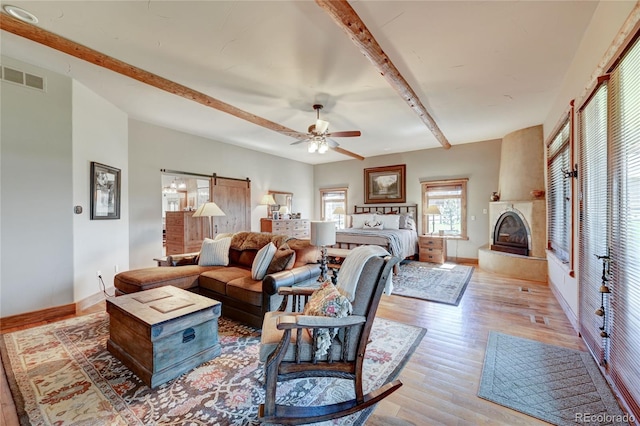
[
  {"left": 608, "top": 36, "right": 640, "bottom": 418},
  {"left": 578, "top": 82, "right": 608, "bottom": 363},
  {"left": 547, "top": 119, "right": 571, "bottom": 262}
]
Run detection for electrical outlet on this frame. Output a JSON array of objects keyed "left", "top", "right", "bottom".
[
  {"left": 96, "top": 270, "right": 102, "bottom": 278},
  {"left": 483, "top": 208, "right": 488, "bottom": 214},
  {"left": 471, "top": 215, "right": 476, "bottom": 221}
]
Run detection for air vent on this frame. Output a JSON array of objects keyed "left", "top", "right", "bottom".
[{"left": 1, "top": 66, "right": 46, "bottom": 91}]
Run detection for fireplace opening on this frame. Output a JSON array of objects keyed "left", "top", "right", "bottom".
[{"left": 491, "top": 211, "right": 529, "bottom": 256}]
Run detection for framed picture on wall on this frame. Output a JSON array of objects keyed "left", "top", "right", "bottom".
[
  {"left": 90, "top": 161, "right": 121, "bottom": 220},
  {"left": 364, "top": 164, "right": 406, "bottom": 204}
]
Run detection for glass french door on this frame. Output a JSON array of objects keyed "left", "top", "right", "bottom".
[{"left": 578, "top": 36, "right": 640, "bottom": 419}]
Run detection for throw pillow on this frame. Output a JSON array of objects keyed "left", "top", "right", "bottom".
[
  {"left": 404, "top": 216, "right": 416, "bottom": 230},
  {"left": 303, "top": 280, "right": 353, "bottom": 358},
  {"left": 363, "top": 219, "right": 384, "bottom": 230},
  {"left": 304, "top": 280, "right": 353, "bottom": 318},
  {"left": 198, "top": 237, "right": 232, "bottom": 266},
  {"left": 266, "top": 243, "right": 296, "bottom": 274},
  {"left": 214, "top": 232, "right": 234, "bottom": 241},
  {"left": 251, "top": 242, "right": 277, "bottom": 280}
]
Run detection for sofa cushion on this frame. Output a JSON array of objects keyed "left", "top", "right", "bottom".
[
  {"left": 229, "top": 248, "right": 258, "bottom": 269},
  {"left": 198, "top": 267, "right": 251, "bottom": 295},
  {"left": 252, "top": 242, "right": 277, "bottom": 280},
  {"left": 198, "top": 237, "right": 232, "bottom": 266},
  {"left": 114, "top": 265, "right": 218, "bottom": 294},
  {"left": 231, "top": 231, "right": 288, "bottom": 251},
  {"left": 287, "top": 239, "right": 320, "bottom": 268},
  {"left": 227, "top": 276, "right": 264, "bottom": 307}
]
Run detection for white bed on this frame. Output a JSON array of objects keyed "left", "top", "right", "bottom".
[{"left": 333, "top": 205, "right": 419, "bottom": 261}]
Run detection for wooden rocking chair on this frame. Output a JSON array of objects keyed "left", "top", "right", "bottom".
[{"left": 258, "top": 253, "right": 401, "bottom": 425}]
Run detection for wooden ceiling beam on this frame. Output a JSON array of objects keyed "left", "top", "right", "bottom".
[
  {"left": 0, "top": 13, "right": 310, "bottom": 141},
  {"left": 315, "top": 0, "right": 451, "bottom": 149}
]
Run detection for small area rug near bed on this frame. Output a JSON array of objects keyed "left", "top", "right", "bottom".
[
  {"left": 392, "top": 261, "right": 474, "bottom": 305},
  {"left": 478, "top": 332, "right": 628, "bottom": 426},
  {"left": 1, "top": 312, "right": 425, "bottom": 426}
]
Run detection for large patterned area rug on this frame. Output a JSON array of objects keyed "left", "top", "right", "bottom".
[
  {"left": 1, "top": 312, "right": 425, "bottom": 426},
  {"left": 478, "top": 332, "right": 629, "bottom": 426},
  {"left": 392, "top": 261, "right": 474, "bottom": 305}
]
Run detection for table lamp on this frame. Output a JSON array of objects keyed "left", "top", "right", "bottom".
[
  {"left": 425, "top": 205, "right": 441, "bottom": 235},
  {"left": 332, "top": 206, "right": 346, "bottom": 229},
  {"left": 192, "top": 201, "right": 226, "bottom": 239},
  {"left": 310, "top": 221, "right": 336, "bottom": 282},
  {"left": 260, "top": 194, "right": 276, "bottom": 218}
]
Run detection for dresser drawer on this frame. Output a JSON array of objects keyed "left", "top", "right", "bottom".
[
  {"left": 419, "top": 251, "right": 444, "bottom": 263},
  {"left": 419, "top": 237, "right": 444, "bottom": 250}
]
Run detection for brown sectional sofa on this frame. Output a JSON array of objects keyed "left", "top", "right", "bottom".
[{"left": 114, "top": 232, "right": 321, "bottom": 328}]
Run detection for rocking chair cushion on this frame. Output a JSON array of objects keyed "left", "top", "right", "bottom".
[{"left": 259, "top": 311, "right": 348, "bottom": 362}]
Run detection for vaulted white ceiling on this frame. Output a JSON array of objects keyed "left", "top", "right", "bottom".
[{"left": 1, "top": 1, "right": 598, "bottom": 164}]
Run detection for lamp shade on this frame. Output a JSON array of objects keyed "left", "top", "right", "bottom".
[
  {"left": 260, "top": 194, "right": 276, "bottom": 205},
  {"left": 333, "top": 206, "right": 346, "bottom": 215},
  {"left": 192, "top": 201, "right": 225, "bottom": 217},
  {"left": 310, "top": 221, "right": 336, "bottom": 247},
  {"left": 425, "top": 205, "right": 442, "bottom": 215}
]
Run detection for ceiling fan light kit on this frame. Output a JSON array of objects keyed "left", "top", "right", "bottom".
[{"left": 293, "top": 104, "right": 362, "bottom": 158}]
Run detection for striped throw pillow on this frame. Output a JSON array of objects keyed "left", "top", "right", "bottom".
[
  {"left": 198, "top": 237, "right": 231, "bottom": 266},
  {"left": 251, "top": 242, "right": 277, "bottom": 280}
]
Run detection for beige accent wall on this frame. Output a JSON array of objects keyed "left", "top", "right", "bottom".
[
  {"left": 313, "top": 139, "right": 502, "bottom": 261},
  {"left": 497, "top": 125, "right": 545, "bottom": 201}
]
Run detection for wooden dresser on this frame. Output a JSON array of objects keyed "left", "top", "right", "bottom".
[
  {"left": 418, "top": 235, "right": 447, "bottom": 264},
  {"left": 260, "top": 218, "right": 310, "bottom": 239},
  {"left": 165, "top": 211, "right": 209, "bottom": 255}
]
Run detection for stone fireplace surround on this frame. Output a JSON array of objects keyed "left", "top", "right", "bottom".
[{"left": 478, "top": 125, "right": 548, "bottom": 282}]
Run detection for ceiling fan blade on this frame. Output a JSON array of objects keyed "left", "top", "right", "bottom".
[
  {"left": 331, "top": 146, "right": 365, "bottom": 161},
  {"left": 326, "top": 138, "right": 339, "bottom": 148},
  {"left": 282, "top": 130, "right": 314, "bottom": 140},
  {"left": 290, "top": 138, "right": 310, "bottom": 146},
  {"left": 326, "top": 130, "right": 361, "bottom": 138}
]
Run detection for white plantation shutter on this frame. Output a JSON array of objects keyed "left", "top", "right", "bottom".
[
  {"left": 546, "top": 118, "right": 571, "bottom": 262},
  {"left": 608, "top": 36, "right": 640, "bottom": 418},
  {"left": 578, "top": 82, "right": 608, "bottom": 363}
]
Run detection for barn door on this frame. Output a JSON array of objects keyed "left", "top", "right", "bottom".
[{"left": 211, "top": 175, "right": 251, "bottom": 235}]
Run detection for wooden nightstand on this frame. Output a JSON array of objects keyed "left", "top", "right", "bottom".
[{"left": 418, "top": 235, "right": 447, "bottom": 264}]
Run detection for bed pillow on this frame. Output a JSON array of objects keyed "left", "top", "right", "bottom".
[
  {"left": 403, "top": 216, "right": 416, "bottom": 230},
  {"left": 363, "top": 219, "right": 384, "bottom": 230},
  {"left": 399, "top": 213, "right": 416, "bottom": 229},
  {"left": 350, "top": 214, "right": 375, "bottom": 229},
  {"left": 251, "top": 242, "right": 277, "bottom": 280},
  {"left": 198, "top": 237, "right": 232, "bottom": 266},
  {"left": 378, "top": 214, "right": 400, "bottom": 230}
]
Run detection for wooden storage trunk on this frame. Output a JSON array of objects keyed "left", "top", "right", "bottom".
[{"left": 107, "top": 286, "right": 221, "bottom": 388}]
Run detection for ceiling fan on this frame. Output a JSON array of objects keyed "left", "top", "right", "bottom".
[{"left": 291, "top": 104, "right": 364, "bottom": 160}]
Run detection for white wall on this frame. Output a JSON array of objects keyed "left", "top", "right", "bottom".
[
  {"left": 1, "top": 56, "right": 74, "bottom": 317},
  {"left": 72, "top": 81, "right": 129, "bottom": 302},
  {"left": 314, "top": 140, "right": 502, "bottom": 261},
  {"left": 128, "top": 120, "right": 314, "bottom": 269},
  {"left": 542, "top": 1, "right": 636, "bottom": 323}
]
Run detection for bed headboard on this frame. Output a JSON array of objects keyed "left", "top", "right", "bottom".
[{"left": 353, "top": 204, "right": 418, "bottom": 216}]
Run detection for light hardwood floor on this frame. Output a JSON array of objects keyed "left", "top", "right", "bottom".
[{"left": 1, "top": 265, "right": 588, "bottom": 425}]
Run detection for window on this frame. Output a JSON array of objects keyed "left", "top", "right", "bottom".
[
  {"left": 320, "top": 187, "right": 348, "bottom": 229},
  {"left": 546, "top": 116, "right": 572, "bottom": 263},
  {"left": 420, "top": 179, "right": 468, "bottom": 238}
]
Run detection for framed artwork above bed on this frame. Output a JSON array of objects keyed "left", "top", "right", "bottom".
[{"left": 364, "top": 164, "right": 406, "bottom": 204}]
